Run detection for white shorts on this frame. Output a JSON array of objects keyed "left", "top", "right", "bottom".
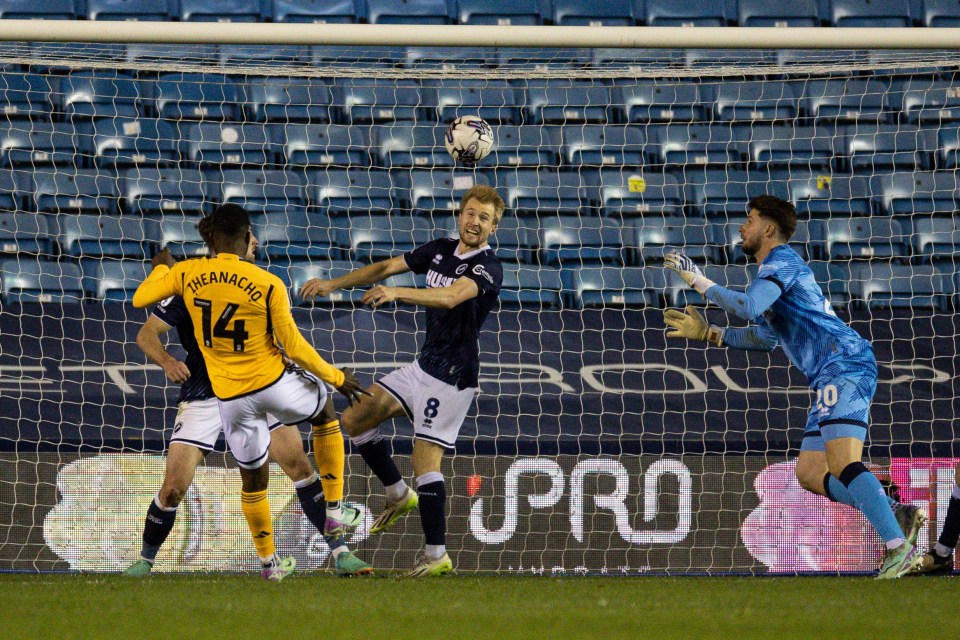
[
  {"left": 377, "top": 361, "right": 477, "bottom": 449},
  {"left": 170, "top": 397, "right": 285, "bottom": 452},
  {"left": 217, "top": 369, "right": 328, "bottom": 469}
]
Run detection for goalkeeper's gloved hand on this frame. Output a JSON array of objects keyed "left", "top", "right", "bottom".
[
  {"left": 663, "top": 305, "right": 724, "bottom": 345},
  {"left": 664, "top": 251, "right": 715, "bottom": 295}
]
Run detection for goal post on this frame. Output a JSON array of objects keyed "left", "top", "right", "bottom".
[{"left": 0, "top": 22, "right": 958, "bottom": 575}]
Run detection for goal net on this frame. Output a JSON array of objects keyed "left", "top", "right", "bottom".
[{"left": 1, "top": 31, "right": 958, "bottom": 575}]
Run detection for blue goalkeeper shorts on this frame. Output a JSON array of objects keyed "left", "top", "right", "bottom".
[{"left": 800, "top": 357, "right": 878, "bottom": 452}]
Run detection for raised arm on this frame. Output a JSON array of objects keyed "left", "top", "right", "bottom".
[
  {"left": 363, "top": 276, "right": 479, "bottom": 310},
  {"left": 299, "top": 255, "right": 410, "bottom": 302},
  {"left": 664, "top": 251, "right": 782, "bottom": 322},
  {"left": 132, "top": 250, "right": 181, "bottom": 308},
  {"left": 136, "top": 315, "right": 191, "bottom": 383}
]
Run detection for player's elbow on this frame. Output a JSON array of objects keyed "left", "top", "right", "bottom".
[{"left": 131, "top": 290, "right": 149, "bottom": 308}]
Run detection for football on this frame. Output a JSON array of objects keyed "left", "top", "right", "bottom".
[{"left": 444, "top": 115, "right": 494, "bottom": 164}]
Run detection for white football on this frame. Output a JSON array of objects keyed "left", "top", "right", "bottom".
[{"left": 444, "top": 115, "right": 494, "bottom": 165}]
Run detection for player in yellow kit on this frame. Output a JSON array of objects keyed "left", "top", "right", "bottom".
[{"left": 133, "top": 203, "right": 368, "bottom": 580}]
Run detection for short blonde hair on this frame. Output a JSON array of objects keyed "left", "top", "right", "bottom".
[{"left": 460, "top": 185, "right": 506, "bottom": 224}]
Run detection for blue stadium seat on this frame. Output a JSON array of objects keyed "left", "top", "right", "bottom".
[
  {"left": 244, "top": 78, "right": 332, "bottom": 123},
  {"left": 538, "top": 216, "right": 624, "bottom": 266},
  {"left": 737, "top": 0, "right": 819, "bottom": 26},
  {"left": 308, "top": 170, "right": 395, "bottom": 217},
  {"left": 0, "top": 0, "right": 76, "bottom": 19},
  {"left": 820, "top": 218, "right": 908, "bottom": 260},
  {"left": 808, "top": 260, "right": 852, "bottom": 308},
  {"left": 217, "top": 46, "right": 309, "bottom": 66},
  {"left": 622, "top": 81, "right": 708, "bottom": 123},
  {"left": 86, "top": 0, "right": 171, "bottom": 20},
  {"left": 124, "top": 168, "right": 208, "bottom": 217},
  {"left": 367, "top": 0, "right": 450, "bottom": 23},
  {"left": 631, "top": 217, "right": 715, "bottom": 265},
  {"left": 715, "top": 81, "right": 798, "bottom": 122},
  {"left": 565, "top": 267, "right": 654, "bottom": 309},
  {"left": 310, "top": 46, "right": 406, "bottom": 69},
  {"left": 841, "top": 124, "right": 935, "bottom": 172},
  {"left": 436, "top": 81, "right": 520, "bottom": 125},
  {"left": 830, "top": 0, "right": 911, "bottom": 26},
  {"left": 936, "top": 124, "right": 960, "bottom": 168},
  {"left": 0, "top": 121, "right": 77, "bottom": 167},
  {"left": 599, "top": 170, "right": 683, "bottom": 218},
  {"left": 281, "top": 124, "right": 368, "bottom": 167},
  {"left": 525, "top": 83, "right": 613, "bottom": 125},
  {"left": 255, "top": 209, "right": 338, "bottom": 263},
  {"left": 788, "top": 172, "right": 873, "bottom": 218},
  {"left": 748, "top": 125, "right": 835, "bottom": 169},
  {"left": 496, "top": 47, "right": 594, "bottom": 69},
  {"left": 92, "top": 118, "right": 179, "bottom": 168},
  {"left": 776, "top": 49, "right": 868, "bottom": 69},
  {"left": 488, "top": 215, "right": 536, "bottom": 264},
  {"left": 0, "top": 212, "right": 50, "bottom": 256},
  {"left": 216, "top": 170, "right": 305, "bottom": 215},
  {"left": 714, "top": 217, "right": 815, "bottom": 262},
  {"left": 503, "top": 169, "right": 587, "bottom": 217},
  {"left": 410, "top": 170, "right": 491, "bottom": 216},
  {"left": 850, "top": 261, "right": 947, "bottom": 310},
  {"left": 922, "top": 0, "right": 960, "bottom": 25},
  {"left": 127, "top": 44, "right": 219, "bottom": 66},
  {"left": 0, "top": 73, "right": 56, "bottom": 120},
  {"left": 338, "top": 215, "right": 438, "bottom": 263},
  {"left": 898, "top": 79, "right": 960, "bottom": 124},
  {"left": 375, "top": 125, "right": 454, "bottom": 169},
  {"left": 551, "top": 0, "right": 634, "bottom": 25},
  {"left": 403, "top": 47, "right": 491, "bottom": 70},
  {"left": 0, "top": 169, "right": 21, "bottom": 212},
  {"left": 876, "top": 171, "right": 959, "bottom": 215},
  {"left": 0, "top": 259, "right": 83, "bottom": 303},
  {"left": 592, "top": 48, "right": 685, "bottom": 70},
  {"left": 684, "top": 49, "right": 775, "bottom": 68},
  {"left": 652, "top": 123, "right": 748, "bottom": 167},
  {"left": 500, "top": 266, "right": 563, "bottom": 308},
  {"left": 56, "top": 72, "right": 142, "bottom": 119},
  {"left": 644, "top": 0, "right": 726, "bottom": 25},
  {"left": 912, "top": 217, "right": 960, "bottom": 259},
  {"left": 671, "top": 264, "right": 756, "bottom": 307},
  {"left": 486, "top": 125, "right": 561, "bottom": 168},
  {"left": 282, "top": 261, "right": 329, "bottom": 305},
  {"left": 184, "top": 122, "right": 274, "bottom": 167},
  {"left": 272, "top": 0, "right": 357, "bottom": 22},
  {"left": 33, "top": 169, "right": 120, "bottom": 215},
  {"left": 458, "top": 0, "right": 542, "bottom": 24},
  {"left": 84, "top": 260, "right": 152, "bottom": 302},
  {"left": 562, "top": 125, "right": 650, "bottom": 168},
  {"left": 802, "top": 78, "right": 891, "bottom": 123},
  {"left": 59, "top": 215, "right": 157, "bottom": 258},
  {"left": 155, "top": 73, "right": 240, "bottom": 121},
  {"left": 697, "top": 169, "right": 790, "bottom": 219},
  {"left": 336, "top": 79, "right": 425, "bottom": 124},
  {"left": 179, "top": 0, "right": 262, "bottom": 22},
  {"left": 158, "top": 215, "right": 207, "bottom": 259}
]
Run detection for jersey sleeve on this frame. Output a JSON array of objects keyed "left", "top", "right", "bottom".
[
  {"left": 403, "top": 239, "right": 442, "bottom": 275},
  {"left": 756, "top": 252, "right": 802, "bottom": 294},
  {"left": 132, "top": 262, "right": 185, "bottom": 308},
  {"left": 463, "top": 257, "right": 502, "bottom": 296},
  {"left": 151, "top": 295, "right": 188, "bottom": 327},
  {"left": 267, "top": 279, "right": 345, "bottom": 388}
]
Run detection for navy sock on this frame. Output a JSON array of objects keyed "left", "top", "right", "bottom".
[
  {"left": 141, "top": 499, "right": 177, "bottom": 562},
  {"left": 357, "top": 435, "right": 403, "bottom": 487},
  {"left": 938, "top": 494, "right": 960, "bottom": 549},
  {"left": 417, "top": 479, "right": 446, "bottom": 546},
  {"left": 294, "top": 477, "right": 345, "bottom": 550}
]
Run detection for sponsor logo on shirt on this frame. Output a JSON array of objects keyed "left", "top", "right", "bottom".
[
  {"left": 426, "top": 270, "right": 455, "bottom": 288},
  {"left": 472, "top": 264, "right": 494, "bottom": 284}
]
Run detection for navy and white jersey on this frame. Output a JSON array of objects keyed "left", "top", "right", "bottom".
[
  {"left": 151, "top": 295, "right": 215, "bottom": 403},
  {"left": 403, "top": 237, "right": 503, "bottom": 389}
]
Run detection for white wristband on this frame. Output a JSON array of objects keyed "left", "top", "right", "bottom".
[{"left": 691, "top": 275, "right": 716, "bottom": 296}]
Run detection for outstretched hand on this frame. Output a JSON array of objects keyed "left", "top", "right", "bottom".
[
  {"left": 362, "top": 285, "right": 397, "bottom": 309},
  {"left": 299, "top": 278, "right": 337, "bottom": 302},
  {"left": 663, "top": 305, "right": 723, "bottom": 345}
]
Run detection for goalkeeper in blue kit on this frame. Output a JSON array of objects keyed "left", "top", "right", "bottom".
[{"left": 664, "top": 195, "right": 926, "bottom": 579}]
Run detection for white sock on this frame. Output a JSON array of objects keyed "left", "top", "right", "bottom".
[
  {"left": 326, "top": 501, "right": 344, "bottom": 520},
  {"left": 935, "top": 542, "right": 954, "bottom": 557},
  {"left": 386, "top": 480, "right": 408, "bottom": 502},
  {"left": 330, "top": 544, "right": 348, "bottom": 560},
  {"left": 425, "top": 544, "right": 446, "bottom": 561},
  {"left": 885, "top": 537, "right": 906, "bottom": 550},
  {"left": 260, "top": 553, "right": 279, "bottom": 567}
]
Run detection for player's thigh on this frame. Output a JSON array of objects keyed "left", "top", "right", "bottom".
[
  {"left": 258, "top": 370, "right": 329, "bottom": 426},
  {"left": 795, "top": 450, "right": 829, "bottom": 494},
  {"left": 169, "top": 398, "right": 222, "bottom": 452},
  {"left": 161, "top": 442, "right": 206, "bottom": 496},
  {"left": 341, "top": 384, "right": 405, "bottom": 436},
  {"left": 310, "top": 395, "right": 337, "bottom": 426},
  {"left": 268, "top": 424, "right": 312, "bottom": 481},
  {"left": 411, "top": 438, "right": 446, "bottom": 476},
  {"left": 217, "top": 395, "right": 272, "bottom": 470}
]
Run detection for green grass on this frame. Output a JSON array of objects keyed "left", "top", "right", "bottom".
[{"left": 2, "top": 573, "right": 955, "bottom": 640}]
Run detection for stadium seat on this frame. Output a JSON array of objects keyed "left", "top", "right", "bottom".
[
  {"left": 715, "top": 81, "right": 799, "bottom": 122},
  {"left": 58, "top": 214, "right": 157, "bottom": 259},
  {"left": 84, "top": 260, "right": 152, "bottom": 302},
  {"left": 537, "top": 216, "right": 625, "bottom": 266},
  {"left": 819, "top": 217, "right": 908, "bottom": 260},
  {"left": 500, "top": 266, "right": 563, "bottom": 308},
  {"left": 155, "top": 73, "right": 240, "bottom": 121},
  {"left": 737, "top": 0, "right": 819, "bottom": 26},
  {"left": 697, "top": 169, "right": 790, "bottom": 219},
  {"left": 184, "top": 122, "right": 274, "bottom": 167},
  {"left": 56, "top": 72, "right": 142, "bottom": 119},
  {"left": 91, "top": 118, "right": 179, "bottom": 168},
  {"left": 338, "top": 215, "right": 438, "bottom": 263},
  {"left": 849, "top": 261, "right": 947, "bottom": 310},
  {"left": 375, "top": 124, "right": 455, "bottom": 169},
  {"left": 256, "top": 209, "right": 338, "bottom": 263},
  {"left": 86, "top": 0, "right": 171, "bottom": 20},
  {"left": 216, "top": 170, "right": 305, "bottom": 215},
  {"left": 0, "top": 73, "right": 57, "bottom": 120},
  {"left": 158, "top": 215, "right": 207, "bottom": 259},
  {"left": 486, "top": 125, "right": 561, "bottom": 168},
  {"left": 488, "top": 215, "right": 537, "bottom": 264},
  {"left": 808, "top": 260, "right": 852, "bottom": 308},
  {"left": 912, "top": 217, "right": 960, "bottom": 260},
  {"left": 713, "top": 217, "right": 815, "bottom": 262},
  {"left": 0, "top": 0, "right": 76, "bottom": 19},
  {"left": 458, "top": 0, "right": 542, "bottom": 24},
  {"left": 631, "top": 217, "right": 715, "bottom": 265},
  {"left": 562, "top": 125, "right": 650, "bottom": 168},
  {"left": 898, "top": 80, "right": 960, "bottom": 124},
  {"left": 310, "top": 46, "right": 406, "bottom": 70},
  {"left": 32, "top": 169, "right": 120, "bottom": 215},
  {"left": 671, "top": 264, "right": 756, "bottom": 307},
  {"left": 217, "top": 45, "right": 309, "bottom": 67},
  {"left": 936, "top": 124, "right": 960, "bottom": 169},
  {"left": 281, "top": 124, "right": 368, "bottom": 167},
  {"left": 599, "top": 170, "right": 683, "bottom": 218},
  {"left": 435, "top": 81, "right": 520, "bottom": 125},
  {"left": 243, "top": 78, "right": 333, "bottom": 123},
  {"left": 592, "top": 48, "right": 685, "bottom": 70},
  {"left": 366, "top": 0, "right": 451, "bottom": 23},
  {"left": 271, "top": 0, "right": 356, "bottom": 22},
  {"left": 0, "top": 121, "right": 77, "bottom": 168},
  {"left": 127, "top": 44, "right": 219, "bottom": 66},
  {"left": 0, "top": 212, "right": 50, "bottom": 256},
  {"left": 179, "top": 0, "right": 262, "bottom": 22},
  {"left": 875, "top": 171, "right": 959, "bottom": 215},
  {"left": 830, "top": 0, "right": 911, "bottom": 26},
  {"left": 621, "top": 81, "right": 708, "bottom": 123},
  {"left": 308, "top": 169, "right": 395, "bottom": 217},
  {"left": 410, "top": 170, "right": 491, "bottom": 216},
  {"left": 787, "top": 172, "right": 873, "bottom": 218},
  {"left": 551, "top": 0, "right": 634, "bottom": 25},
  {"left": 496, "top": 47, "right": 594, "bottom": 69},
  {"left": 644, "top": 0, "right": 726, "bottom": 25},
  {"left": 840, "top": 124, "right": 935, "bottom": 172},
  {"left": 802, "top": 79, "right": 891, "bottom": 123},
  {"left": 123, "top": 168, "right": 208, "bottom": 217},
  {"left": 336, "top": 78, "right": 425, "bottom": 124},
  {"left": 651, "top": 124, "right": 748, "bottom": 167},
  {"left": 0, "top": 168, "right": 21, "bottom": 211},
  {"left": 525, "top": 83, "right": 613, "bottom": 125},
  {"left": 503, "top": 169, "right": 587, "bottom": 217},
  {"left": 0, "top": 259, "right": 84, "bottom": 303},
  {"left": 922, "top": 0, "right": 960, "bottom": 26},
  {"left": 403, "top": 47, "right": 491, "bottom": 70},
  {"left": 747, "top": 125, "right": 835, "bottom": 169},
  {"left": 564, "top": 267, "right": 654, "bottom": 309}
]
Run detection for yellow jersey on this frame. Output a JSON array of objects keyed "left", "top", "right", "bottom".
[{"left": 133, "top": 253, "right": 344, "bottom": 400}]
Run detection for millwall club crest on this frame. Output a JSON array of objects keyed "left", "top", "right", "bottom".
[{"left": 455, "top": 264, "right": 468, "bottom": 275}]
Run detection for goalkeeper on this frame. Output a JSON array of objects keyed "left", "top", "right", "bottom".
[{"left": 664, "top": 195, "right": 925, "bottom": 579}]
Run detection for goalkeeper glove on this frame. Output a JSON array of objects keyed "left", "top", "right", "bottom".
[
  {"left": 663, "top": 305, "right": 724, "bottom": 345},
  {"left": 664, "top": 251, "right": 715, "bottom": 295}
]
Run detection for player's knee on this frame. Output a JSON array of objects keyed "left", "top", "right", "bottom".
[
  {"left": 159, "top": 483, "right": 187, "bottom": 508},
  {"left": 795, "top": 470, "right": 822, "bottom": 495},
  {"left": 314, "top": 399, "right": 336, "bottom": 425},
  {"left": 240, "top": 464, "right": 270, "bottom": 492},
  {"left": 340, "top": 405, "right": 367, "bottom": 437}
]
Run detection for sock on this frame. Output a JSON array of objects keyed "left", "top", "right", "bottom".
[
  {"left": 294, "top": 473, "right": 348, "bottom": 553},
  {"left": 312, "top": 421, "right": 345, "bottom": 503},
  {"left": 326, "top": 499, "right": 343, "bottom": 521},
  {"left": 839, "top": 462, "right": 905, "bottom": 547},
  {"left": 937, "top": 483, "right": 960, "bottom": 550},
  {"left": 353, "top": 430, "right": 404, "bottom": 490},
  {"left": 822, "top": 473, "right": 897, "bottom": 510},
  {"left": 416, "top": 472, "right": 446, "bottom": 560},
  {"left": 140, "top": 495, "right": 177, "bottom": 563},
  {"left": 241, "top": 489, "right": 276, "bottom": 563}
]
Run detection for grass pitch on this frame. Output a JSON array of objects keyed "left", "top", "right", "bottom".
[{"left": 3, "top": 573, "right": 956, "bottom": 640}]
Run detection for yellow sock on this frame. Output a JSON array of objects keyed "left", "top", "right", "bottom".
[
  {"left": 312, "top": 420, "right": 345, "bottom": 503},
  {"left": 240, "top": 489, "right": 275, "bottom": 561}
]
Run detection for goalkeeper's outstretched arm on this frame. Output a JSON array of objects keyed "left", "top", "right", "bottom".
[
  {"left": 664, "top": 250, "right": 782, "bottom": 321},
  {"left": 663, "top": 306, "right": 779, "bottom": 352}
]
